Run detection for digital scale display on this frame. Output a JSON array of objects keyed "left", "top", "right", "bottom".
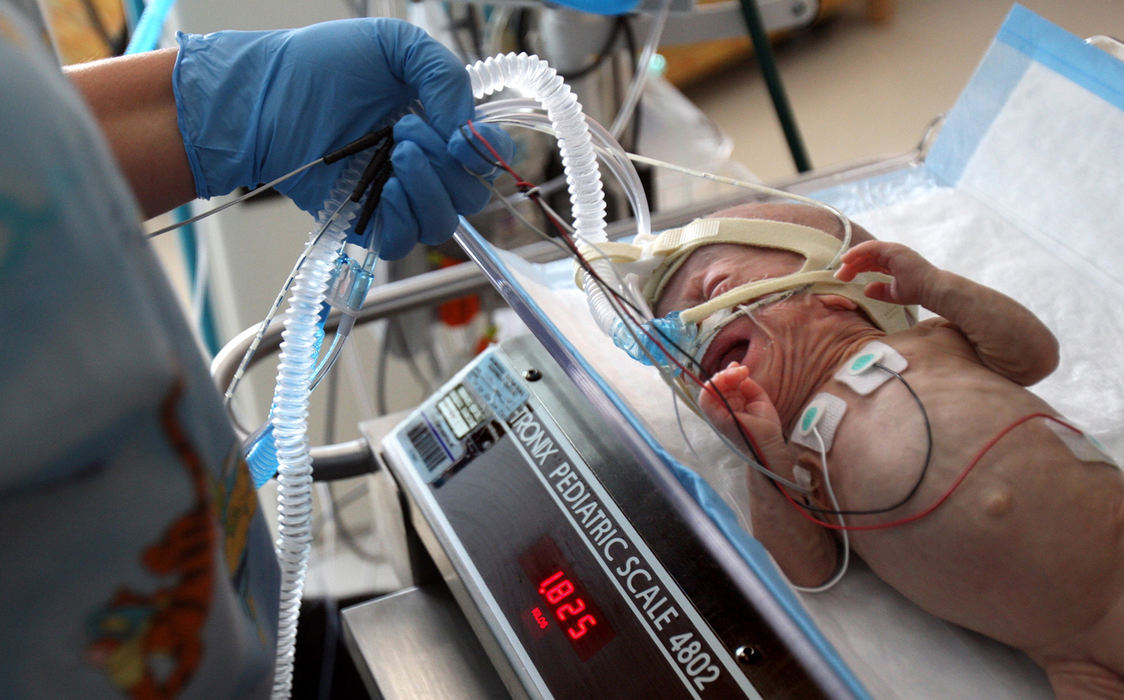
[
  {"left": 379, "top": 342, "right": 792, "bottom": 698},
  {"left": 518, "top": 535, "right": 615, "bottom": 661}
]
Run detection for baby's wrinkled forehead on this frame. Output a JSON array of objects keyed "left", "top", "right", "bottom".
[{"left": 655, "top": 242, "right": 804, "bottom": 317}]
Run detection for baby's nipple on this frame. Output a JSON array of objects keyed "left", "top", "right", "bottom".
[{"left": 983, "top": 490, "right": 1013, "bottom": 518}]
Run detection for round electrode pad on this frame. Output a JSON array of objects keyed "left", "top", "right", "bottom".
[
  {"left": 834, "top": 341, "right": 908, "bottom": 396},
  {"left": 791, "top": 392, "right": 848, "bottom": 453}
]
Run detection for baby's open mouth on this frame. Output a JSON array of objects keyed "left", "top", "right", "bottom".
[{"left": 704, "top": 339, "right": 750, "bottom": 377}]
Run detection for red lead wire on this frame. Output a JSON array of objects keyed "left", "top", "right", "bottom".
[
  {"left": 466, "top": 120, "right": 537, "bottom": 191},
  {"left": 466, "top": 119, "right": 776, "bottom": 474},
  {"left": 784, "top": 412, "right": 1079, "bottom": 532}
]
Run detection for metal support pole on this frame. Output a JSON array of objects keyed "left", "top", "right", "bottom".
[{"left": 738, "top": 0, "right": 813, "bottom": 172}]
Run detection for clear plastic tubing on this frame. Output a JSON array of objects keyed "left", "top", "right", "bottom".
[
  {"left": 473, "top": 98, "right": 652, "bottom": 243},
  {"left": 608, "top": 0, "right": 670, "bottom": 140},
  {"left": 269, "top": 159, "right": 362, "bottom": 700},
  {"left": 466, "top": 53, "right": 639, "bottom": 330},
  {"left": 266, "top": 54, "right": 647, "bottom": 700},
  {"left": 467, "top": 53, "right": 607, "bottom": 243},
  {"left": 475, "top": 103, "right": 654, "bottom": 321}
]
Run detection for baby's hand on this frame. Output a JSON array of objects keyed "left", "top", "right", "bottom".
[
  {"left": 699, "top": 363, "right": 789, "bottom": 469},
  {"left": 835, "top": 240, "right": 938, "bottom": 307}
]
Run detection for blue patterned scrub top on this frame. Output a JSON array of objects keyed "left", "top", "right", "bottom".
[{"left": 0, "top": 5, "right": 279, "bottom": 697}]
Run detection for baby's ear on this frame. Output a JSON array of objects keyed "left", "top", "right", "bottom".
[{"left": 816, "top": 294, "right": 858, "bottom": 311}]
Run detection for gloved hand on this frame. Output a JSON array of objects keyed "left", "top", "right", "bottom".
[{"left": 173, "top": 18, "right": 514, "bottom": 257}]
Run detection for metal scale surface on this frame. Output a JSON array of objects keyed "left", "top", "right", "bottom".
[
  {"left": 342, "top": 223, "right": 863, "bottom": 698},
  {"left": 358, "top": 337, "right": 834, "bottom": 698}
]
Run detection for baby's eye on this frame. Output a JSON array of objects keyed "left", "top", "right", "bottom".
[{"left": 706, "top": 277, "right": 732, "bottom": 299}]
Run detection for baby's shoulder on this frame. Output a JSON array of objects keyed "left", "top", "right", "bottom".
[
  {"left": 889, "top": 317, "right": 964, "bottom": 342},
  {"left": 883, "top": 320, "right": 979, "bottom": 361}
]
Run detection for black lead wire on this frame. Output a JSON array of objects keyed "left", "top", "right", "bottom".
[
  {"left": 323, "top": 126, "right": 393, "bottom": 166},
  {"left": 464, "top": 122, "right": 779, "bottom": 473},
  {"left": 337, "top": 130, "right": 396, "bottom": 239},
  {"left": 793, "top": 364, "right": 934, "bottom": 517},
  {"left": 146, "top": 126, "right": 396, "bottom": 239},
  {"left": 458, "top": 125, "right": 505, "bottom": 174}
]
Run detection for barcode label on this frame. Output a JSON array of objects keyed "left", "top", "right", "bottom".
[{"left": 407, "top": 422, "right": 446, "bottom": 472}]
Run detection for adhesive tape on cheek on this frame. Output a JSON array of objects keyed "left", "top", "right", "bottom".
[
  {"left": 791, "top": 392, "right": 847, "bottom": 453},
  {"left": 834, "top": 340, "right": 908, "bottom": 395}
]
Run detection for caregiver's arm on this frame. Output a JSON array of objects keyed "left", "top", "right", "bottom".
[{"left": 66, "top": 49, "right": 196, "bottom": 219}]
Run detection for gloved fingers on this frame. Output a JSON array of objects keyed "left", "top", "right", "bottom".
[
  {"left": 176, "top": 17, "right": 472, "bottom": 216},
  {"left": 390, "top": 142, "right": 458, "bottom": 246},
  {"left": 380, "top": 141, "right": 458, "bottom": 253},
  {"left": 448, "top": 122, "right": 516, "bottom": 183},
  {"left": 373, "top": 179, "right": 418, "bottom": 260},
  {"left": 393, "top": 115, "right": 498, "bottom": 215},
  {"left": 375, "top": 20, "right": 473, "bottom": 138}
]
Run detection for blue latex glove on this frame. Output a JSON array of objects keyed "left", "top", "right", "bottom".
[{"left": 173, "top": 18, "right": 514, "bottom": 256}]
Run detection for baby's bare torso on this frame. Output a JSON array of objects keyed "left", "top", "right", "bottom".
[{"left": 808, "top": 322, "right": 1124, "bottom": 667}]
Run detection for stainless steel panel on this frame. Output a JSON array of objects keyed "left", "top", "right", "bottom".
[{"left": 342, "top": 585, "right": 512, "bottom": 700}]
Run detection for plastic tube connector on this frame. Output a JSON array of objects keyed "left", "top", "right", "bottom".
[
  {"left": 326, "top": 253, "right": 376, "bottom": 313},
  {"left": 610, "top": 312, "right": 696, "bottom": 373}
]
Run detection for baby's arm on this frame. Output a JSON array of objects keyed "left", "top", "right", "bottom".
[
  {"left": 700, "top": 365, "right": 839, "bottom": 588},
  {"left": 836, "top": 241, "right": 1059, "bottom": 385}
]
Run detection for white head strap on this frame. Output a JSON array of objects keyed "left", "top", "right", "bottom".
[{"left": 578, "top": 218, "right": 913, "bottom": 335}]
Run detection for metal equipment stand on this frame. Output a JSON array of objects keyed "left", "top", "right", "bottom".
[{"left": 738, "top": 0, "right": 813, "bottom": 172}]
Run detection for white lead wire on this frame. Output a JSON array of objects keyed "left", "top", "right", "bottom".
[{"left": 793, "top": 426, "right": 850, "bottom": 594}]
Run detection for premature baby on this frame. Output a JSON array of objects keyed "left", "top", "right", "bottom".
[{"left": 651, "top": 203, "right": 1124, "bottom": 699}]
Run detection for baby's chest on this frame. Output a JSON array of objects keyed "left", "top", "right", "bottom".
[{"left": 790, "top": 376, "right": 942, "bottom": 510}]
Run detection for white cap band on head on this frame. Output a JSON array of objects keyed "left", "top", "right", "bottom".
[{"left": 576, "top": 217, "right": 914, "bottom": 335}]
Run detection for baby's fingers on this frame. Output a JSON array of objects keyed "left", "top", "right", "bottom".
[
  {"left": 701, "top": 364, "right": 782, "bottom": 427},
  {"left": 838, "top": 241, "right": 936, "bottom": 303},
  {"left": 700, "top": 363, "right": 748, "bottom": 415},
  {"left": 862, "top": 281, "right": 895, "bottom": 303},
  {"left": 835, "top": 240, "right": 894, "bottom": 280}
]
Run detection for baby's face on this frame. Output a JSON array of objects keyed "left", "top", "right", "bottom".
[
  {"left": 656, "top": 243, "right": 803, "bottom": 317},
  {"left": 656, "top": 243, "right": 804, "bottom": 379}
]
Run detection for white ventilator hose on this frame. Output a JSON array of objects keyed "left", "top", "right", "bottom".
[
  {"left": 466, "top": 53, "right": 630, "bottom": 332},
  {"left": 472, "top": 98, "right": 651, "bottom": 244},
  {"left": 267, "top": 54, "right": 640, "bottom": 699},
  {"left": 270, "top": 159, "right": 362, "bottom": 699}
]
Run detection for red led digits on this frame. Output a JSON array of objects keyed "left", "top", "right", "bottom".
[
  {"left": 539, "top": 571, "right": 570, "bottom": 602},
  {"left": 538, "top": 571, "right": 598, "bottom": 639},
  {"left": 555, "top": 598, "right": 586, "bottom": 622},
  {"left": 519, "top": 536, "right": 615, "bottom": 660},
  {"left": 568, "top": 615, "right": 597, "bottom": 640}
]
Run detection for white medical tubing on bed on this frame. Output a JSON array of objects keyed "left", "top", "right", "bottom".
[
  {"left": 793, "top": 427, "right": 850, "bottom": 594},
  {"left": 269, "top": 160, "right": 362, "bottom": 699},
  {"left": 465, "top": 53, "right": 627, "bottom": 333}
]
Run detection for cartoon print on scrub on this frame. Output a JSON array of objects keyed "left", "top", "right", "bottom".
[
  {"left": 84, "top": 379, "right": 216, "bottom": 699},
  {"left": 214, "top": 438, "right": 268, "bottom": 646}
]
